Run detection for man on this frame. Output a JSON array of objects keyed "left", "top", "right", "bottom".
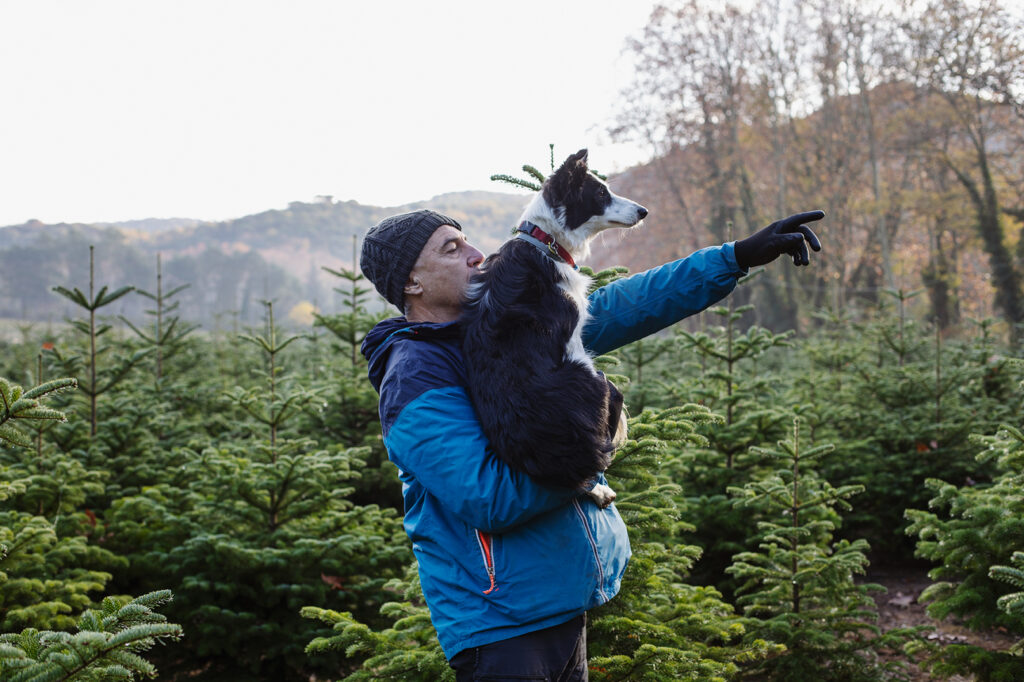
[{"left": 359, "top": 208, "right": 823, "bottom": 680}]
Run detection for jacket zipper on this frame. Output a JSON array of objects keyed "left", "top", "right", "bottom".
[
  {"left": 475, "top": 530, "right": 498, "bottom": 594},
  {"left": 573, "top": 499, "right": 609, "bottom": 602}
]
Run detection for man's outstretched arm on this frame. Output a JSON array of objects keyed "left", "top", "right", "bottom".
[
  {"left": 583, "top": 211, "right": 823, "bottom": 356},
  {"left": 582, "top": 243, "right": 745, "bottom": 356}
]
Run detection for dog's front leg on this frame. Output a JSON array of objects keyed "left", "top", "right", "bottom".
[{"left": 586, "top": 483, "right": 616, "bottom": 508}]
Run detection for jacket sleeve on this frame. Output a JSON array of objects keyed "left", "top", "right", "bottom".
[
  {"left": 582, "top": 242, "right": 747, "bottom": 356},
  {"left": 383, "top": 386, "right": 577, "bottom": 534}
]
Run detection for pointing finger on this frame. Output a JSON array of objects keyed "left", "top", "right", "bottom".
[{"left": 783, "top": 210, "right": 825, "bottom": 226}]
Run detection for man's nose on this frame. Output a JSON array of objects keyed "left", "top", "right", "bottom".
[{"left": 468, "top": 246, "right": 484, "bottom": 268}]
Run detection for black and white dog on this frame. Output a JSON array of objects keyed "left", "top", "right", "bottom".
[{"left": 461, "top": 149, "right": 647, "bottom": 506}]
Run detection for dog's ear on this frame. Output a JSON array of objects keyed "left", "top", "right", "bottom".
[
  {"left": 566, "top": 149, "right": 589, "bottom": 188},
  {"left": 564, "top": 149, "right": 589, "bottom": 181},
  {"left": 546, "top": 149, "right": 590, "bottom": 206}
]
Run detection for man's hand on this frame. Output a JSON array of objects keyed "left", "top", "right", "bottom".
[{"left": 734, "top": 210, "right": 824, "bottom": 269}]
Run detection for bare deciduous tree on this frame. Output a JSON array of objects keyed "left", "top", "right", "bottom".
[{"left": 896, "top": 0, "right": 1024, "bottom": 341}]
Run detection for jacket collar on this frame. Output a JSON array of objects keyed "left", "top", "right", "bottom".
[{"left": 362, "top": 316, "right": 460, "bottom": 391}]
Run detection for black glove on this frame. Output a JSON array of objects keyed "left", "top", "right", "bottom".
[{"left": 734, "top": 210, "right": 824, "bottom": 269}]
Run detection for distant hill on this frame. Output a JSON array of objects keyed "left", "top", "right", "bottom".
[
  {"left": 0, "top": 191, "right": 531, "bottom": 328},
  {"left": 95, "top": 217, "right": 202, "bottom": 234}
]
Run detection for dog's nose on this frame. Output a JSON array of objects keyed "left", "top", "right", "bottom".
[{"left": 637, "top": 206, "right": 648, "bottom": 220}]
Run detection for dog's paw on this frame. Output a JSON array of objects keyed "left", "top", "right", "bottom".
[{"left": 587, "top": 483, "right": 617, "bottom": 509}]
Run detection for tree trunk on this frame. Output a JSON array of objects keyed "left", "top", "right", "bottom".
[{"left": 947, "top": 150, "right": 1024, "bottom": 344}]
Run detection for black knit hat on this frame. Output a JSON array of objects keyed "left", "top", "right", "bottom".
[{"left": 360, "top": 209, "right": 463, "bottom": 311}]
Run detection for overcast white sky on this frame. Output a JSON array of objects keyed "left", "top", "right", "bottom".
[{"left": 0, "top": 0, "right": 658, "bottom": 226}]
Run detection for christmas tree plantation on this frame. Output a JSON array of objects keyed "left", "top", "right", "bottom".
[{"left": 1, "top": 242, "right": 1022, "bottom": 680}]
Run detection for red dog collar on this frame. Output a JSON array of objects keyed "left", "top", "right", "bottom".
[{"left": 515, "top": 221, "right": 578, "bottom": 269}]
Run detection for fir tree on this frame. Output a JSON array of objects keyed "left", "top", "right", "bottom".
[
  {"left": 313, "top": 236, "right": 379, "bottom": 374},
  {"left": 905, "top": 367, "right": 1024, "bottom": 679},
  {"left": 490, "top": 142, "right": 609, "bottom": 194},
  {"left": 667, "top": 295, "right": 794, "bottom": 596},
  {"left": 0, "top": 513, "right": 115, "bottom": 631},
  {"left": 0, "top": 374, "right": 121, "bottom": 632},
  {"left": 3, "top": 356, "right": 106, "bottom": 516},
  {"left": 585, "top": 405, "right": 782, "bottom": 681},
  {"left": 990, "top": 550, "right": 1024, "bottom": 654},
  {"left": 675, "top": 301, "right": 793, "bottom": 470},
  {"left": 119, "top": 253, "right": 198, "bottom": 382},
  {"left": 793, "top": 308, "right": 865, "bottom": 441},
  {"left": 489, "top": 142, "right": 555, "bottom": 192},
  {"left": 0, "top": 591, "right": 182, "bottom": 681},
  {"left": 302, "top": 567, "right": 452, "bottom": 681},
  {"left": 877, "top": 288, "right": 926, "bottom": 368},
  {"left": 304, "top": 246, "right": 398, "bottom": 508},
  {"left": 106, "top": 301, "right": 409, "bottom": 679},
  {"left": 50, "top": 245, "right": 146, "bottom": 437},
  {"left": 228, "top": 300, "right": 313, "bottom": 449},
  {"left": 726, "top": 418, "right": 917, "bottom": 681},
  {"left": 0, "top": 376, "right": 76, "bottom": 450},
  {"left": 613, "top": 336, "right": 675, "bottom": 413},
  {"left": 802, "top": 298, "right": 1020, "bottom": 561}
]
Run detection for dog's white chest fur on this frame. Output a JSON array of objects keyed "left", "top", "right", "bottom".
[{"left": 556, "top": 262, "right": 595, "bottom": 373}]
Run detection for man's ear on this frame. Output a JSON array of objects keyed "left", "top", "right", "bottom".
[{"left": 404, "top": 274, "right": 423, "bottom": 299}]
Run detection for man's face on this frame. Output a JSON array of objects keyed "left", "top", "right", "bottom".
[{"left": 404, "top": 224, "right": 484, "bottom": 321}]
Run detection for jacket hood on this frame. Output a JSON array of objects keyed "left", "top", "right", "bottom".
[{"left": 362, "top": 316, "right": 461, "bottom": 392}]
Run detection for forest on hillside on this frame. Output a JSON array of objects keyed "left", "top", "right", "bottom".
[
  {"left": 594, "top": 0, "right": 1024, "bottom": 344},
  {"left": 3, "top": 0, "right": 1024, "bottom": 680},
  {"left": 0, "top": 192, "right": 527, "bottom": 329}
]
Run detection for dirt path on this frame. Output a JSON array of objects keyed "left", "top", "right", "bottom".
[{"left": 867, "top": 567, "right": 1019, "bottom": 681}]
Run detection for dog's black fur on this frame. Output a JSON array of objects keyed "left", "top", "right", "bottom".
[{"left": 460, "top": 150, "right": 639, "bottom": 490}]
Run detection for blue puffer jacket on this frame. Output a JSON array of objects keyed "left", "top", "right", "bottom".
[{"left": 361, "top": 243, "right": 745, "bottom": 658}]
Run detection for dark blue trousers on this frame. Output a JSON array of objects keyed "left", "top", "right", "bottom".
[{"left": 449, "top": 614, "right": 588, "bottom": 682}]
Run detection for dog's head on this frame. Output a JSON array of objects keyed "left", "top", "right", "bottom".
[{"left": 537, "top": 149, "right": 647, "bottom": 260}]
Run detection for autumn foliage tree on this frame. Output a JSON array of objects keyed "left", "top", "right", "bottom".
[{"left": 610, "top": 0, "right": 1024, "bottom": 342}]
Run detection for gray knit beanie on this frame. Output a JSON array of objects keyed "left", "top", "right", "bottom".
[{"left": 360, "top": 209, "right": 463, "bottom": 311}]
